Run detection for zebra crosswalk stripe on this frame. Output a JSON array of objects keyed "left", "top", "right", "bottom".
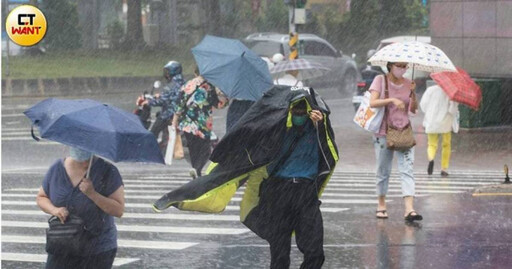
[
  {"left": 1, "top": 253, "right": 139, "bottom": 267},
  {"left": 1, "top": 169, "right": 492, "bottom": 267}
]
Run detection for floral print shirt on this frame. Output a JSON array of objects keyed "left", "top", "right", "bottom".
[
  {"left": 149, "top": 74, "right": 185, "bottom": 120},
  {"left": 175, "top": 76, "right": 227, "bottom": 139}
]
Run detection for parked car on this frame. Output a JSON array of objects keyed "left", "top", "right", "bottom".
[{"left": 244, "top": 32, "right": 360, "bottom": 95}]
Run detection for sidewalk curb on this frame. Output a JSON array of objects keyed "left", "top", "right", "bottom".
[
  {"left": 473, "top": 183, "right": 512, "bottom": 194},
  {"left": 1, "top": 76, "right": 160, "bottom": 97}
]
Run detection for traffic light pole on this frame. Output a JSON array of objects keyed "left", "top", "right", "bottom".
[{"left": 288, "top": 2, "right": 298, "bottom": 60}]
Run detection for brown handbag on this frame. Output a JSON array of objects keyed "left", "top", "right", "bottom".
[{"left": 384, "top": 76, "right": 416, "bottom": 151}]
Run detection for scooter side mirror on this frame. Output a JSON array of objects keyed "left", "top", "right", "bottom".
[{"left": 153, "top": 80, "right": 162, "bottom": 89}]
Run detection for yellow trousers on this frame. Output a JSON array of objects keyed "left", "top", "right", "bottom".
[{"left": 427, "top": 133, "right": 452, "bottom": 170}]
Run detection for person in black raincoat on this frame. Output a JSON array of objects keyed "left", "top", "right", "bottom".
[{"left": 153, "top": 85, "right": 338, "bottom": 269}]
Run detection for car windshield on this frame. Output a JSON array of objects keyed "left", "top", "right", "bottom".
[{"left": 244, "top": 40, "right": 284, "bottom": 57}]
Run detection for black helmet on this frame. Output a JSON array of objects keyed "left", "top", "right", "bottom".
[{"left": 163, "top": 61, "right": 182, "bottom": 80}]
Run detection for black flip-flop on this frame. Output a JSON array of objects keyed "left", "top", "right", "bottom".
[
  {"left": 376, "top": 210, "right": 388, "bottom": 219},
  {"left": 404, "top": 211, "right": 423, "bottom": 222}
]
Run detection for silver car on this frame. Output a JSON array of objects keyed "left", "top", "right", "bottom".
[{"left": 244, "top": 32, "right": 360, "bottom": 95}]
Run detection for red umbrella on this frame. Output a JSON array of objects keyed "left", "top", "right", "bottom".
[{"left": 430, "top": 67, "right": 482, "bottom": 110}]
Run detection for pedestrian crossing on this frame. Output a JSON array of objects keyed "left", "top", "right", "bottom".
[{"left": 1, "top": 170, "right": 504, "bottom": 268}]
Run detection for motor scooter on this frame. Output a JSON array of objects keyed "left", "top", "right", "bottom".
[{"left": 134, "top": 80, "right": 161, "bottom": 129}]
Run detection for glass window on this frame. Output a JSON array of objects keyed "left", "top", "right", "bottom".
[
  {"left": 244, "top": 41, "right": 284, "bottom": 58},
  {"left": 303, "top": 41, "right": 337, "bottom": 57}
]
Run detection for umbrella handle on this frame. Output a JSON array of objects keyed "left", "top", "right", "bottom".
[
  {"left": 86, "top": 155, "right": 94, "bottom": 178},
  {"left": 31, "top": 124, "right": 40, "bottom": 142}
]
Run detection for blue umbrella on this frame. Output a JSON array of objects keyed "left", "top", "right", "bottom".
[
  {"left": 24, "top": 98, "right": 164, "bottom": 164},
  {"left": 191, "top": 35, "right": 273, "bottom": 101}
]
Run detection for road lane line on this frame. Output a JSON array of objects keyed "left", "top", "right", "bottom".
[
  {"left": 1, "top": 252, "right": 139, "bottom": 266},
  {"left": 4, "top": 188, "right": 430, "bottom": 198},
  {"left": 472, "top": 193, "right": 512, "bottom": 196},
  {"left": 1, "top": 200, "right": 349, "bottom": 213},
  {"left": 2, "top": 210, "right": 240, "bottom": 221},
  {"left": 2, "top": 221, "right": 249, "bottom": 235},
  {"left": 1, "top": 235, "right": 198, "bottom": 250},
  {"left": 1, "top": 193, "right": 391, "bottom": 204}
]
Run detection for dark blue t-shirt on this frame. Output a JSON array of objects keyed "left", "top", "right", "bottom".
[
  {"left": 270, "top": 121, "right": 319, "bottom": 180},
  {"left": 42, "top": 158, "right": 123, "bottom": 255}
]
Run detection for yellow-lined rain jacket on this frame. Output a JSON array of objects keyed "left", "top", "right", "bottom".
[{"left": 153, "top": 85, "right": 338, "bottom": 238}]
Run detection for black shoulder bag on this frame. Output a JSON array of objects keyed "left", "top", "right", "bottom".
[
  {"left": 45, "top": 177, "right": 91, "bottom": 256},
  {"left": 46, "top": 165, "right": 110, "bottom": 256}
]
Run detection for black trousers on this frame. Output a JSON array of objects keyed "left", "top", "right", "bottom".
[
  {"left": 259, "top": 178, "right": 325, "bottom": 269},
  {"left": 150, "top": 117, "right": 171, "bottom": 154},
  {"left": 184, "top": 132, "right": 211, "bottom": 176},
  {"left": 46, "top": 248, "right": 117, "bottom": 269}
]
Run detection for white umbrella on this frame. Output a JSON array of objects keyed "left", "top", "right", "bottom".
[
  {"left": 368, "top": 41, "right": 456, "bottom": 73},
  {"left": 270, "top": 58, "right": 330, "bottom": 80}
]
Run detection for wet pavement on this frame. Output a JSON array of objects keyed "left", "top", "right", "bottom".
[{"left": 2, "top": 91, "right": 512, "bottom": 268}]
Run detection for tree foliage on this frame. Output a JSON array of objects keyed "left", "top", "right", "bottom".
[
  {"left": 41, "top": 0, "right": 82, "bottom": 50},
  {"left": 337, "top": 0, "right": 429, "bottom": 63}
]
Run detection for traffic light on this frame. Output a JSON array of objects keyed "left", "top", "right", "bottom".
[{"left": 289, "top": 32, "right": 298, "bottom": 60}]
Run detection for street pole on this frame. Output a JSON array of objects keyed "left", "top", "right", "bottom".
[
  {"left": 288, "top": 1, "right": 298, "bottom": 60},
  {"left": 3, "top": 0, "right": 9, "bottom": 76}
]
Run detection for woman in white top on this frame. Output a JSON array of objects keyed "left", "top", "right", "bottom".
[{"left": 420, "top": 85, "right": 459, "bottom": 176}]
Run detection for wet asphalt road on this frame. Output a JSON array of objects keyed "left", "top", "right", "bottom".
[{"left": 2, "top": 89, "right": 512, "bottom": 268}]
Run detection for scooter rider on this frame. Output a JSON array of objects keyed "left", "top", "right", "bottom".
[{"left": 138, "top": 61, "right": 186, "bottom": 152}]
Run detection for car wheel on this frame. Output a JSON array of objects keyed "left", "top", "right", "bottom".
[{"left": 339, "top": 69, "right": 357, "bottom": 96}]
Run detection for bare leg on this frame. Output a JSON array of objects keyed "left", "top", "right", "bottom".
[
  {"left": 403, "top": 196, "right": 416, "bottom": 217},
  {"left": 377, "top": 195, "right": 387, "bottom": 218}
]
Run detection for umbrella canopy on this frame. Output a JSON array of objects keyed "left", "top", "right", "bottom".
[
  {"left": 24, "top": 98, "right": 165, "bottom": 164},
  {"left": 368, "top": 41, "right": 456, "bottom": 73},
  {"left": 191, "top": 35, "right": 273, "bottom": 101},
  {"left": 430, "top": 67, "right": 482, "bottom": 110},
  {"left": 269, "top": 58, "right": 330, "bottom": 80}
]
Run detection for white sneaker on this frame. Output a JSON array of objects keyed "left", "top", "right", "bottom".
[{"left": 189, "top": 169, "right": 197, "bottom": 180}]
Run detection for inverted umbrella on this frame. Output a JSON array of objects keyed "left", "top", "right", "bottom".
[
  {"left": 24, "top": 98, "right": 165, "bottom": 164},
  {"left": 430, "top": 67, "right": 482, "bottom": 110},
  {"left": 368, "top": 41, "right": 456, "bottom": 73},
  {"left": 191, "top": 35, "right": 273, "bottom": 101},
  {"left": 269, "top": 58, "right": 330, "bottom": 80}
]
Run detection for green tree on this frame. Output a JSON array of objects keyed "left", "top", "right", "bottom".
[
  {"left": 337, "top": 0, "right": 380, "bottom": 63},
  {"left": 255, "top": 0, "right": 288, "bottom": 33},
  {"left": 41, "top": 0, "right": 82, "bottom": 50}
]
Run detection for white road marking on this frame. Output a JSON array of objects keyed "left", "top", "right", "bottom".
[
  {"left": 2, "top": 235, "right": 198, "bottom": 250},
  {"left": 1, "top": 252, "right": 139, "bottom": 266},
  {"left": 1, "top": 200, "right": 350, "bottom": 213},
  {"left": 2, "top": 209, "right": 239, "bottom": 221},
  {"left": 2, "top": 221, "right": 249, "bottom": 235}
]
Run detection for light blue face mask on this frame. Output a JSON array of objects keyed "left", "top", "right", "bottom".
[
  {"left": 69, "top": 147, "right": 92, "bottom": 162},
  {"left": 292, "top": 115, "right": 308, "bottom": 126}
]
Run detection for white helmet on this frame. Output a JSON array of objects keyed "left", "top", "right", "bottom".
[{"left": 272, "top": 53, "right": 284, "bottom": 63}]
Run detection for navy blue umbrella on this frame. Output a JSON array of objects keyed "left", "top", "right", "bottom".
[
  {"left": 191, "top": 35, "right": 273, "bottom": 101},
  {"left": 24, "top": 98, "right": 164, "bottom": 164}
]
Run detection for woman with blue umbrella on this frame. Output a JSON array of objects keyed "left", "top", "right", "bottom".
[
  {"left": 37, "top": 148, "right": 124, "bottom": 268},
  {"left": 191, "top": 35, "right": 273, "bottom": 133},
  {"left": 25, "top": 98, "right": 164, "bottom": 268}
]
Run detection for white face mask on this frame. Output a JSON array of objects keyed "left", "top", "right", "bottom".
[{"left": 391, "top": 66, "right": 407, "bottom": 78}]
